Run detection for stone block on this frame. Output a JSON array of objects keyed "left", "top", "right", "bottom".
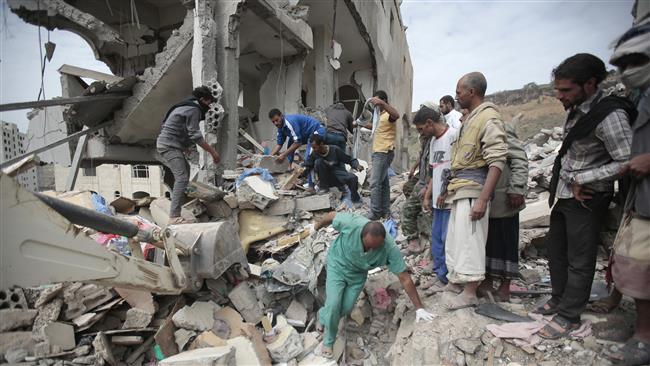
[
  {"left": 228, "top": 282, "right": 263, "bottom": 324},
  {"left": 172, "top": 301, "right": 220, "bottom": 332},
  {"left": 237, "top": 175, "right": 279, "bottom": 210},
  {"left": 265, "top": 194, "right": 331, "bottom": 216},
  {"left": 32, "top": 298, "right": 63, "bottom": 341},
  {"left": 241, "top": 323, "right": 272, "bottom": 366},
  {"left": 4, "top": 348, "right": 28, "bottom": 363},
  {"left": 0, "top": 287, "right": 29, "bottom": 310},
  {"left": 297, "top": 332, "right": 319, "bottom": 361},
  {"left": 205, "top": 199, "right": 232, "bottom": 219},
  {"left": 0, "top": 309, "right": 38, "bottom": 331},
  {"left": 214, "top": 306, "right": 245, "bottom": 339},
  {"left": 175, "top": 328, "right": 197, "bottom": 351},
  {"left": 227, "top": 336, "right": 266, "bottom": 366},
  {"left": 252, "top": 154, "right": 290, "bottom": 173},
  {"left": 186, "top": 181, "right": 226, "bottom": 201},
  {"left": 189, "top": 331, "right": 227, "bottom": 350},
  {"left": 34, "top": 283, "right": 65, "bottom": 308},
  {"left": 285, "top": 300, "right": 307, "bottom": 326},
  {"left": 122, "top": 308, "right": 153, "bottom": 329},
  {"left": 520, "top": 194, "right": 551, "bottom": 229},
  {"left": 266, "top": 325, "right": 303, "bottom": 363},
  {"left": 223, "top": 193, "right": 238, "bottom": 209},
  {"left": 44, "top": 322, "right": 76, "bottom": 351},
  {"left": 159, "top": 346, "right": 236, "bottom": 366},
  {"left": 93, "top": 332, "right": 117, "bottom": 366}
]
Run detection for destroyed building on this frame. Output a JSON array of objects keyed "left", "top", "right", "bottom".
[{"left": 7, "top": 0, "right": 414, "bottom": 187}]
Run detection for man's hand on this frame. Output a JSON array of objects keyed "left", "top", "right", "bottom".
[
  {"left": 415, "top": 308, "right": 435, "bottom": 323},
  {"left": 622, "top": 153, "right": 650, "bottom": 178},
  {"left": 507, "top": 193, "right": 525, "bottom": 209},
  {"left": 423, "top": 197, "right": 432, "bottom": 213},
  {"left": 470, "top": 198, "right": 489, "bottom": 221},
  {"left": 436, "top": 195, "right": 446, "bottom": 209},
  {"left": 571, "top": 183, "right": 594, "bottom": 202},
  {"left": 369, "top": 96, "right": 385, "bottom": 107},
  {"left": 418, "top": 186, "right": 427, "bottom": 199},
  {"left": 276, "top": 153, "right": 287, "bottom": 164},
  {"left": 408, "top": 166, "right": 416, "bottom": 180}
]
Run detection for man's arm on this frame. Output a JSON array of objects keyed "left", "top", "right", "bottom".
[
  {"left": 472, "top": 119, "right": 508, "bottom": 220},
  {"left": 369, "top": 97, "right": 399, "bottom": 122},
  {"left": 504, "top": 124, "right": 528, "bottom": 208},
  {"left": 346, "top": 111, "right": 355, "bottom": 134},
  {"left": 198, "top": 141, "right": 221, "bottom": 164},
  {"left": 423, "top": 177, "right": 433, "bottom": 212},
  {"left": 277, "top": 142, "right": 301, "bottom": 163},
  {"left": 398, "top": 272, "right": 424, "bottom": 309},
  {"left": 573, "top": 110, "right": 632, "bottom": 185},
  {"left": 314, "top": 211, "right": 336, "bottom": 230}
]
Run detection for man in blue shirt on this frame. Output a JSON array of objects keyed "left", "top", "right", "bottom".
[{"left": 269, "top": 108, "right": 326, "bottom": 164}]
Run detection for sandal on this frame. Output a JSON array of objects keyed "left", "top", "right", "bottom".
[
  {"left": 537, "top": 316, "right": 580, "bottom": 340},
  {"left": 533, "top": 297, "right": 560, "bottom": 315},
  {"left": 314, "top": 343, "right": 333, "bottom": 359},
  {"left": 608, "top": 338, "right": 650, "bottom": 366}
]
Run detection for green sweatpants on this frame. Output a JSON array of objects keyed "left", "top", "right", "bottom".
[{"left": 319, "top": 262, "right": 367, "bottom": 347}]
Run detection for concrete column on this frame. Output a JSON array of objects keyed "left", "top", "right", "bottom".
[
  {"left": 213, "top": 1, "right": 241, "bottom": 174},
  {"left": 313, "top": 26, "right": 334, "bottom": 108}
]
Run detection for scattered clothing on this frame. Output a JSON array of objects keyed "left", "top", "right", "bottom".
[{"left": 235, "top": 168, "right": 276, "bottom": 187}]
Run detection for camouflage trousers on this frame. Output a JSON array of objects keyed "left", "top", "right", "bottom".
[{"left": 401, "top": 178, "right": 431, "bottom": 240}]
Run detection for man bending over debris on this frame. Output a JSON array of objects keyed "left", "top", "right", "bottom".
[
  {"left": 301, "top": 133, "right": 364, "bottom": 203},
  {"left": 269, "top": 108, "right": 332, "bottom": 165},
  {"left": 442, "top": 72, "right": 507, "bottom": 310},
  {"left": 314, "top": 212, "right": 435, "bottom": 358},
  {"left": 156, "top": 86, "right": 221, "bottom": 225},
  {"left": 536, "top": 54, "right": 634, "bottom": 340}
]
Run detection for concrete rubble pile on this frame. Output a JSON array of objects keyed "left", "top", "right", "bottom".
[{"left": 0, "top": 147, "right": 372, "bottom": 365}]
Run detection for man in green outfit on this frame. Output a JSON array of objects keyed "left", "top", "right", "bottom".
[{"left": 314, "top": 212, "right": 435, "bottom": 358}]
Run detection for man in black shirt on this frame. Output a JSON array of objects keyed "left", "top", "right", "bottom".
[{"left": 302, "top": 133, "right": 364, "bottom": 202}]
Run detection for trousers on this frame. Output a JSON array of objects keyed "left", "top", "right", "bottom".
[
  {"left": 546, "top": 193, "right": 612, "bottom": 322},
  {"left": 432, "top": 208, "right": 450, "bottom": 283},
  {"left": 370, "top": 150, "right": 394, "bottom": 217},
  {"left": 314, "top": 160, "right": 360, "bottom": 201},
  {"left": 157, "top": 147, "right": 190, "bottom": 217}
]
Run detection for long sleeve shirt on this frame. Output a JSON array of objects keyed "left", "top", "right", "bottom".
[
  {"left": 325, "top": 102, "right": 354, "bottom": 135},
  {"left": 276, "top": 114, "right": 325, "bottom": 147},
  {"left": 156, "top": 103, "right": 204, "bottom": 150},
  {"left": 490, "top": 123, "right": 529, "bottom": 218},
  {"left": 556, "top": 91, "right": 633, "bottom": 199}
]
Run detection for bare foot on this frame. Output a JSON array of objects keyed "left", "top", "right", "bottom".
[
  {"left": 445, "top": 293, "right": 478, "bottom": 310},
  {"left": 315, "top": 343, "right": 333, "bottom": 359}
]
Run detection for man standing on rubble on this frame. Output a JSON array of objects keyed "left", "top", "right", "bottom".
[
  {"left": 301, "top": 133, "right": 364, "bottom": 203},
  {"left": 606, "top": 25, "right": 650, "bottom": 364},
  {"left": 313, "top": 211, "right": 435, "bottom": 358},
  {"left": 535, "top": 54, "right": 634, "bottom": 339},
  {"left": 442, "top": 72, "right": 508, "bottom": 310},
  {"left": 324, "top": 101, "right": 354, "bottom": 152},
  {"left": 439, "top": 95, "right": 463, "bottom": 129},
  {"left": 156, "top": 86, "right": 221, "bottom": 225},
  {"left": 359, "top": 90, "right": 401, "bottom": 220}
]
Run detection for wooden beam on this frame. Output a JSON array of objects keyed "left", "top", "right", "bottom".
[
  {"left": 238, "top": 128, "right": 265, "bottom": 153},
  {"left": 0, "top": 93, "right": 130, "bottom": 112}
]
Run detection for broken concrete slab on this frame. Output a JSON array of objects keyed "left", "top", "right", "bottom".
[
  {"left": 189, "top": 331, "right": 227, "bottom": 350},
  {"left": 32, "top": 298, "right": 63, "bottom": 341},
  {"left": 251, "top": 154, "right": 290, "bottom": 173},
  {"left": 92, "top": 332, "right": 118, "bottom": 366},
  {"left": 63, "top": 283, "right": 115, "bottom": 320},
  {"left": 242, "top": 323, "right": 273, "bottom": 366},
  {"left": 237, "top": 175, "right": 279, "bottom": 210},
  {"left": 175, "top": 328, "right": 197, "bottom": 351},
  {"left": 0, "top": 332, "right": 35, "bottom": 360},
  {"left": 265, "top": 194, "right": 331, "bottom": 216},
  {"left": 227, "top": 336, "right": 267, "bottom": 366},
  {"left": 205, "top": 199, "right": 232, "bottom": 219},
  {"left": 172, "top": 301, "right": 220, "bottom": 332},
  {"left": 285, "top": 300, "right": 307, "bottom": 327},
  {"left": 114, "top": 288, "right": 155, "bottom": 314},
  {"left": 227, "top": 282, "right": 263, "bottom": 324},
  {"left": 182, "top": 198, "right": 207, "bottom": 217},
  {"left": 44, "top": 322, "right": 76, "bottom": 351},
  {"left": 223, "top": 193, "right": 238, "bottom": 209},
  {"left": 34, "top": 283, "right": 65, "bottom": 308},
  {"left": 266, "top": 324, "right": 303, "bottom": 363},
  {"left": 297, "top": 332, "right": 319, "bottom": 361},
  {"left": 4, "top": 348, "right": 28, "bottom": 363},
  {"left": 0, "top": 308, "right": 38, "bottom": 331},
  {"left": 122, "top": 308, "right": 153, "bottom": 329},
  {"left": 186, "top": 181, "right": 227, "bottom": 201},
  {"left": 521, "top": 192, "right": 551, "bottom": 228},
  {"left": 159, "top": 346, "right": 236, "bottom": 366}
]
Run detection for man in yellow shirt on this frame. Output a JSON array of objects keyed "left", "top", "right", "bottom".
[{"left": 361, "top": 90, "right": 400, "bottom": 220}]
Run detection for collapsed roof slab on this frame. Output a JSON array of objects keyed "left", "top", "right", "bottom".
[
  {"left": 245, "top": 0, "right": 313, "bottom": 53},
  {"left": 110, "top": 11, "right": 195, "bottom": 145}
]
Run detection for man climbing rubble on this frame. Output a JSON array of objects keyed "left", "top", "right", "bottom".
[
  {"left": 301, "top": 133, "right": 364, "bottom": 203},
  {"left": 156, "top": 86, "right": 221, "bottom": 225},
  {"left": 324, "top": 101, "right": 355, "bottom": 151},
  {"left": 606, "top": 21, "right": 650, "bottom": 365},
  {"left": 536, "top": 53, "right": 635, "bottom": 339},
  {"left": 313, "top": 212, "right": 435, "bottom": 358},
  {"left": 442, "top": 72, "right": 507, "bottom": 310}
]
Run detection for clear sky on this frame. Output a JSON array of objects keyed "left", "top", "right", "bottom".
[
  {"left": 401, "top": 0, "right": 635, "bottom": 109},
  {"left": 0, "top": 1, "right": 636, "bottom": 130}
]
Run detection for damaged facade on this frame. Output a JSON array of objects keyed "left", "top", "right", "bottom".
[{"left": 8, "top": 0, "right": 413, "bottom": 185}]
